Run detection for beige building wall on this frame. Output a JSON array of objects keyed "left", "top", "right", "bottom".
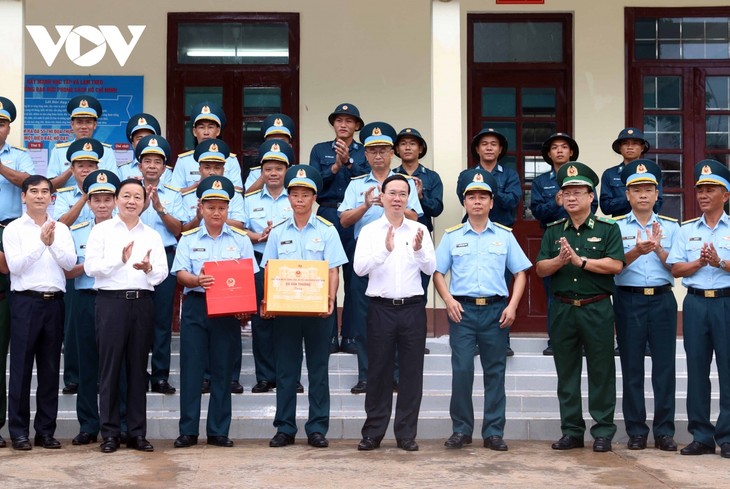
[{"left": 1, "top": 0, "right": 24, "bottom": 146}]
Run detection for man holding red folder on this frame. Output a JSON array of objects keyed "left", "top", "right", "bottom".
[{"left": 171, "top": 176, "right": 257, "bottom": 448}]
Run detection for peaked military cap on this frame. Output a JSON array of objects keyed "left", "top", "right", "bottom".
[
  {"left": 557, "top": 162, "right": 599, "bottom": 189},
  {"left": 0, "top": 96, "right": 17, "bottom": 122},
  {"left": 285, "top": 164, "right": 322, "bottom": 194},
  {"left": 694, "top": 159, "right": 730, "bottom": 191},
  {"left": 67, "top": 138, "right": 104, "bottom": 164},
  {"left": 261, "top": 113, "right": 295, "bottom": 140},
  {"left": 126, "top": 113, "right": 161, "bottom": 142},
  {"left": 259, "top": 139, "right": 294, "bottom": 166},
  {"left": 191, "top": 102, "right": 227, "bottom": 129},
  {"left": 196, "top": 175, "right": 235, "bottom": 201},
  {"left": 461, "top": 168, "right": 498, "bottom": 197},
  {"left": 194, "top": 138, "right": 230, "bottom": 164},
  {"left": 621, "top": 159, "right": 662, "bottom": 187},
  {"left": 83, "top": 169, "right": 121, "bottom": 195},
  {"left": 135, "top": 134, "right": 172, "bottom": 162},
  {"left": 67, "top": 95, "right": 102, "bottom": 119},
  {"left": 359, "top": 122, "right": 397, "bottom": 147}
]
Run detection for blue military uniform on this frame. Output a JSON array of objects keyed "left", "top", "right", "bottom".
[
  {"left": 436, "top": 170, "right": 531, "bottom": 445},
  {"left": 667, "top": 160, "right": 730, "bottom": 454},
  {"left": 172, "top": 176, "right": 258, "bottom": 445},
  {"left": 262, "top": 165, "right": 347, "bottom": 445},
  {"left": 613, "top": 159, "right": 679, "bottom": 448},
  {"left": 117, "top": 113, "right": 172, "bottom": 183}
]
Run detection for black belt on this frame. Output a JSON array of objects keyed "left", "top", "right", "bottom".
[
  {"left": 453, "top": 295, "right": 504, "bottom": 305},
  {"left": 317, "top": 201, "right": 341, "bottom": 209},
  {"left": 687, "top": 286, "right": 730, "bottom": 299},
  {"left": 370, "top": 296, "right": 422, "bottom": 306},
  {"left": 97, "top": 289, "right": 152, "bottom": 300},
  {"left": 78, "top": 289, "right": 98, "bottom": 296},
  {"left": 14, "top": 290, "right": 64, "bottom": 301},
  {"left": 164, "top": 245, "right": 176, "bottom": 254},
  {"left": 555, "top": 293, "right": 610, "bottom": 307},
  {"left": 187, "top": 291, "right": 206, "bottom": 298},
  {"left": 617, "top": 285, "right": 672, "bottom": 296}
]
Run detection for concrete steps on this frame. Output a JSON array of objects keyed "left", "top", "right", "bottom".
[{"left": 2, "top": 336, "right": 719, "bottom": 443}]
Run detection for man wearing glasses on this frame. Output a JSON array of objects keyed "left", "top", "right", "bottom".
[{"left": 536, "top": 162, "right": 625, "bottom": 453}]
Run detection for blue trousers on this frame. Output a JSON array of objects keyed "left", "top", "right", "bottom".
[
  {"left": 351, "top": 271, "right": 370, "bottom": 382},
  {"left": 75, "top": 290, "right": 100, "bottom": 434},
  {"left": 252, "top": 267, "right": 276, "bottom": 383},
  {"left": 150, "top": 248, "right": 176, "bottom": 383}
]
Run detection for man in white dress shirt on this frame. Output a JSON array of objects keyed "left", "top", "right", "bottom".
[
  {"left": 353, "top": 174, "right": 436, "bottom": 452},
  {"left": 84, "top": 178, "right": 168, "bottom": 453},
  {"left": 4, "top": 175, "right": 76, "bottom": 451}
]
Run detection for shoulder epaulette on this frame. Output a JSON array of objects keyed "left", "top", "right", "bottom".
[
  {"left": 54, "top": 142, "right": 71, "bottom": 148},
  {"left": 116, "top": 160, "right": 132, "bottom": 168},
  {"left": 401, "top": 174, "right": 413, "bottom": 179},
  {"left": 613, "top": 214, "right": 627, "bottom": 221},
  {"left": 271, "top": 219, "right": 287, "bottom": 230},
  {"left": 15, "top": 146, "right": 27, "bottom": 152},
  {"left": 165, "top": 165, "right": 173, "bottom": 171},
  {"left": 682, "top": 217, "right": 700, "bottom": 225},
  {"left": 230, "top": 227, "right": 248, "bottom": 236},
  {"left": 351, "top": 174, "right": 367, "bottom": 180},
  {"left": 70, "top": 221, "right": 90, "bottom": 231},
  {"left": 658, "top": 215, "right": 678, "bottom": 222},
  {"left": 102, "top": 142, "right": 112, "bottom": 148},
  {"left": 181, "top": 188, "right": 196, "bottom": 196},
  {"left": 234, "top": 186, "right": 243, "bottom": 193},
  {"left": 547, "top": 218, "right": 567, "bottom": 227},
  {"left": 178, "top": 150, "right": 194, "bottom": 157},
  {"left": 230, "top": 153, "right": 237, "bottom": 158},
  {"left": 163, "top": 184, "right": 180, "bottom": 192},
  {"left": 249, "top": 166, "right": 261, "bottom": 171},
  {"left": 181, "top": 227, "right": 200, "bottom": 236},
  {"left": 445, "top": 223, "right": 464, "bottom": 233},
  {"left": 494, "top": 222, "right": 513, "bottom": 232},
  {"left": 597, "top": 216, "right": 616, "bottom": 224},
  {"left": 56, "top": 186, "right": 75, "bottom": 193},
  {"left": 245, "top": 189, "right": 262, "bottom": 198},
  {"left": 317, "top": 216, "right": 333, "bottom": 226}
]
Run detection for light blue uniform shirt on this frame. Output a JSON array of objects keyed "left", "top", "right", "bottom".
[
  {"left": 337, "top": 171, "right": 423, "bottom": 239},
  {"left": 0, "top": 143, "right": 35, "bottom": 221},
  {"left": 170, "top": 151, "right": 242, "bottom": 189},
  {"left": 69, "top": 220, "right": 96, "bottom": 290},
  {"left": 244, "top": 167, "right": 261, "bottom": 191},
  {"left": 614, "top": 212, "right": 678, "bottom": 287},
  {"left": 667, "top": 213, "right": 730, "bottom": 290},
  {"left": 261, "top": 212, "right": 348, "bottom": 269},
  {"left": 53, "top": 185, "right": 96, "bottom": 225},
  {"left": 181, "top": 188, "right": 245, "bottom": 224},
  {"left": 435, "top": 220, "right": 531, "bottom": 298},
  {"left": 138, "top": 183, "right": 186, "bottom": 247},
  {"left": 244, "top": 186, "right": 292, "bottom": 254},
  {"left": 47, "top": 139, "right": 119, "bottom": 187},
  {"left": 117, "top": 158, "right": 173, "bottom": 184},
  {"left": 171, "top": 224, "right": 258, "bottom": 295}
]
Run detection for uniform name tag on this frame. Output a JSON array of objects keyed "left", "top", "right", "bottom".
[
  {"left": 192, "top": 247, "right": 206, "bottom": 252},
  {"left": 80, "top": 244, "right": 86, "bottom": 249},
  {"left": 190, "top": 171, "right": 200, "bottom": 176},
  {"left": 456, "top": 243, "right": 468, "bottom": 248},
  {"left": 280, "top": 240, "right": 293, "bottom": 245},
  {"left": 587, "top": 237, "right": 602, "bottom": 242},
  {"left": 253, "top": 207, "right": 264, "bottom": 212},
  {"left": 622, "top": 236, "right": 635, "bottom": 240},
  {"left": 689, "top": 237, "right": 702, "bottom": 242}
]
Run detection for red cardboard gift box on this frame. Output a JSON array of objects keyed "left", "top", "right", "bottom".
[{"left": 202, "top": 258, "right": 257, "bottom": 317}]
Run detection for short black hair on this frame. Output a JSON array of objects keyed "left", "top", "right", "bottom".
[
  {"left": 116, "top": 178, "right": 147, "bottom": 200},
  {"left": 381, "top": 174, "right": 410, "bottom": 195},
  {"left": 22, "top": 174, "right": 54, "bottom": 194}
]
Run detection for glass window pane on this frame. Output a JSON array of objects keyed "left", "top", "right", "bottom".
[
  {"left": 659, "top": 40, "right": 681, "bottom": 58},
  {"left": 243, "top": 87, "right": 281, "bottom": 115},
  {"left": 636, "top": 40, "right": 656, "bottom": 60},
  {"left": 706, "top": 115, "right": 730, "bottom": 149},
  {"left": 644, "top": 77, "right": 657, "bottom": 109},
  {"left": 635, "top": 19, "right": 657, "bottom": 39},
  {"left": 523, "top": 155, "right": 550, "bottom": 183},
  {"left": 499, "top": 155, "right": 517, "bottom": 173},
  {"left": 178, "top": 22, "right": 289, "bottom": 65},
  {"left": 482, "top": 122, "right": 516, "bottom": 152},
  {"left": 658, "top": 18, "right": 681, "bottom": 39},
  {"left": 706, "top": 77, "right": 730, "bottom": 109},
  {"left": 522, "top": 122, "right": 555, "bottom": 151},
  {"left": 646, "top": 152, "right": 682, "bottom": 188},
  {"left": 636, "top": 16, "right": 730, "bottom": 60},
  {"left": 482, "top": 88, "right": 516, "bottom": 117},
  {"left": 682, "top": 18, "right": 705, "bottom": 39},
  {"left": 242, "top": 120, "right": 263, "bottom": 151},
  {"left": 523, "top": 189, "right": 535, "bottom": 220},
  {"left": 474, "top": 22, "right": 562, "bottom": 63},
  {"left": 184, "top": 87, "right": 223, "bottom": 117},
  {"left": 656, "top": 77, "right": 681, "bottom": 109},
  {"left": 707, "top": 19, "right": 729, "bottom": 39},
  {"left": 660, "top": 194, "right": 682, "bottom": 221},
  {"left": 522, "top": 88, "right": 556, "bottom": 117},
  {"left": 644, "top": 115, "right": 682, "bottom": 149}
]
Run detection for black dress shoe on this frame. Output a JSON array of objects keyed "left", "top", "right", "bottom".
[
  {"left": 72, "top": 432, "right": 98, "bottom": 445},
  {"left": 551, "top": 434, "right": 584, "bottom": 450},
  {"left": 150, "top": 379, "right": 176, "bottom": 395},
  {"left": 34, "top": 434, "right": 61, "bottom": 449},
  {"left": 593, "top": 437, "right": 612, "bottom": 452},
  {"left": 11, "top": 436, "right": 32, "bottom": 451},
  {"left": 542, "top": 345, "right": 554, "bottom": 356},
  {"left": 269, "top": 432, "right": 295, "bottom": 447},
  {"left": 100, "top": 437, "right": 120, "bottom": 453},
  {"left": 174, "top": 435, "right": 198, "bottom": 448},
  {"left": 296, "top": 382, "right": 305, "bottom": 394},
  {"left": 340, "top": 338, "right": 358, "bottom": 354},
  {"left": 201, "top": 379, "right": 211, "bottom": 394},
  {"left": 0, "top": 433, "right": 6, "bottom": 448},
  {"left": 231, "top": 381, "right": 244, "bottom": 394},
  {"left": 127, "top": 435, "right": 154, "bottom": 452},
  {"left": 444, "top": 432, "right": 472, "bottom": 449},
  {"left": 252, "top": 380, "right": 275, "bottom": 393},
  {"left": 357, "top": 437, "right": 381, "bottom": 451},
  {"left": 424, "top": 347, "right": 430, "bottom": 354},
  {"left": 397, "top": 438, "right": 419, "bottom": 451},
  {"left": 119, "top": 432, "right": 128, "bottom": 444},
  {"left": 307, "top": 432, "right": 329, "bottom": 448},
  {"left": 484, "top": 435, "right": 508, "bottom": 451},
  {"left": 654, "top": 435, "right": 677, "bottom": 452},
  {"left": 207, "top": 436, "right": 234, "bottom": 447},
  {"left": 350, "top": 381, "right": 367, "bottom": 394},
  {"left": 62, "top": 383, "right": 78, "bottom": 395},
  {"left": 506, "top": 347, "right": 515, "bottom": 357},
  {"left": 721, "top": 443, "right": 730, "bottom": 459},
  {"left": 680, "top": 441, "right": 715, "bottom": 455},
  {"left": 627, "top": 435, "right": 647, "bottom": 450}
]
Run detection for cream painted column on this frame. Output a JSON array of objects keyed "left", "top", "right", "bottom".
[
  {"left": 0, "top": 0, "right": 24, "bottom": 146},
  {"left": 431, "top": 0, "right": 462, "bottom": 307}
]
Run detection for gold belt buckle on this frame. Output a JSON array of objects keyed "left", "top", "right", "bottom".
[
  {"left": 572, "top": 299, "right": 581, "bottom": 307},
  {"left": 643, "top": 288, "right": 654, "bottom": 296},
  {"left": 705, "top": 290, "right": 716, "bottom": 298},
  {"left": 476, "top": 297, "right": 487, "bottom": 306}
]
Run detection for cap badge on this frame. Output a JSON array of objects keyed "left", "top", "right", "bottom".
[
  {"left": 138, "top": 117, "right": 147, "bottom": 125},
  {"left": 373, "top": 127, "right": 382, "bottom": 136},
  {"left": 80, "top": 99, "right": 89, "bottom": 108},
  {"left": 702, "top": 165, "right": 712, "bottom": 175},
  {"left": 0, "top": 102, "right": 4, "bottom": 110},
  {"left": 627, "top": 129, "right": 634, "bottom": 135},
  {"left": 149, "top": 138, "right": 158, "bottom": 147},
  {"left": 487, "top": 127, "right": 494, "bottom": 132},
  {"left": 97, "top": 172, "right": 107, "bottom": 183},
  {"left": 201, "top": 105, "right": 211, "bottom": 114},
  {"left": 636, "top": 164, "right": 647, "bottom": 173},
  {"left": 297, "top": 168, "right": 307, "bottom": 178},
  {"left": 83, "top": 142, "right": 93, "bottom": 151},
  {"left": 567, "top": 165, "right": 578, "bottom": 177},
  {"left": 406, "top": 128, "right": 412, "bottom": 133},
  {"left": 342, "top": 105, "right": 348, "bottom": 110},
  {"left": 212, "top": 180, "right": 223, "bottom": 190},
  {"left": 210, "top": 143, "right": 219, "bottom": 153},
  {"left": 271, "top": 143, "right": 280, "bottom": 152},
  {"left": 473, "top": 173, "right": 484, "bottom": 183},
  {"left": 274, "top": 118, "right": 283, "bottom": 127}
]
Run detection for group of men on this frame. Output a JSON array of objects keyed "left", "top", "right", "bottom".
[{"left": 0, "top": 93, "right": 729, "bottom": 459}]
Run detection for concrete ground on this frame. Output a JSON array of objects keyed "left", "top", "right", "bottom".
[{"left": 0, "top": 438, "right": 726, "bottom": 488}]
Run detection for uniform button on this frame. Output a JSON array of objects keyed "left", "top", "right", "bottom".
[
  {"left": 573, "top": 278, "right": 577, "bottom": 282},
  {"left": 577, "top": 233, "right": 580, "bottom": 236}
]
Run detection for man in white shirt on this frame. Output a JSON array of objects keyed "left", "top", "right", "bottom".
[
  {"left": 4, "top": 175, "right": 76, "bottom": 451},
  {"left": 84, "top": 178, "right": 168, "bottom": 453},
  {"left": 353, "top": 174, "right": 436, "bottom": 452}
]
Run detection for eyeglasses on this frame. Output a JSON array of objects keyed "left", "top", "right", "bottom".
[
  {"left": 365, "top": 148, "right": 392, "bottom": 157},
  {"left": 384, "top": 191, "right": 408, "bottom": 199},
  {"left": 561, "top": 190, "right": 591, "bottom": 198}
]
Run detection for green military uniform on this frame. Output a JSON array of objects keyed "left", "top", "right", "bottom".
[{"left": 536, "top": 163, "right": 625, "bottom": 442}]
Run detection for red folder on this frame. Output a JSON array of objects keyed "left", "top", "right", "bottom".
[{"left": 202, "top": 259, "right": 257, "bottom": 317}]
